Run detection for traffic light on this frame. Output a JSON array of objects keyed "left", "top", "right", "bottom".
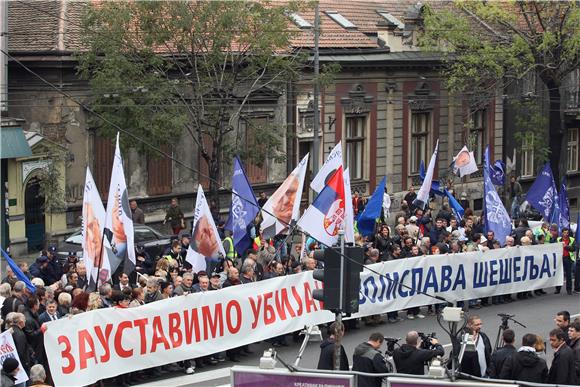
[
  {"left": 312, "top": 246, "right": 364, "bottom": 314},
  {"left": 312, "top": 247, "right": 341, "bottom": 311}
]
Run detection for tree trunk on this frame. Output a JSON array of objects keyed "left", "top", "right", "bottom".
[
  {"left": 209, "top": 138, "right": 222, "bottom": 209},
  {"left": 546, "top": 80, "right": 565, "bottom": 185}
]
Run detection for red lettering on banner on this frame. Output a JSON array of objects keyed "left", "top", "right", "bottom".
[
  {"left": 202, "top": 304, "right": 223, "bottom": 340},
  {"left": 150, "top": 316, "right": 170, "bottom": 353},
  {"left": 58, "top": 335, "right": 75, "bottom": 374},
  {"left": 291, "top": 285, "right": 304, "bottom": 316},
  {"left": 133, "top": 318, "right": 148, "bottom": 355},
  {"left": 94, "top": 324, "right": 113, "bottom": 362},
  {"left": 263, "top": 292, "right": 276, "bottom": 325},
  {"left": 226, "top": 300, "right": 242, "bottom": 334},
  {"left": 115, "top": 321, "right": 133, "bottom": 358},
  {"left": 275, "top": 288, "right": 296, "bottom": 320},
  {"left": 249, "top": 295, "right": 262, "bottom": 329},
  {"left": 303, "top": 282, "right": 318, "bottom": 313},
  {"left": 168, "top": 312, "right": 183, "bottom": 348},
  {"left": 184, "top": 309, "right": 201, "bottom": 344},
  {"left": 78, "top": 329, "right": 98, "bottom": 370}
]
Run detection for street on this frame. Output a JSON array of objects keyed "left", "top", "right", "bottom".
[{"left": 135, "top": 289, "right": 579, "bottom": 387}]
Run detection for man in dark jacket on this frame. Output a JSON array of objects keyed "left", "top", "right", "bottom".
[
  {"left": 393, "top": 331, "right": 444, "bottom": 375},
  {"left": 499, "top": 333, "right": 547, "bottom": 383},
  {"left": 10, "top": 312, "right": 32, "bottom": 374},
  {"left": 459, "top": 315, "right": 492, "bottom": 377},
  {"left": 548, "top": 328, "right": 577, "bottom": 385},
  {"left": 570, "top": 320, "right": 580, "bottom": 381},
  {"left": 487, "top": 329, "right": 516, "bottom": 378},
  {"left": 352, "top": 333, "right": 391, "bottom": 387},
  {"left": 317, "top": 322, "right": 349, "bottom": 371}
]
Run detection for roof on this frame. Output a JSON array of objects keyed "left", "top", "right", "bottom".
[
  {"left": 8, "top": 0, "right": 429, "bottom": 53},
  {"left": 0, "top": 126, "right": 33, "bottom": 159}
]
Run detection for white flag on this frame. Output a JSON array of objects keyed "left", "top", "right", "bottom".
[
  {"left": 310, "top": 142, "right": 342, "bottom": 193},
  {"left": 343, "top": 168, "right": 355, "bottom": 243},
  {"left": 452, "top": 146, "right": 478, "bottom": 177},
  {"left": 104, "top": 133, "right": 135, "bottom": 282},
  {"left": 413, "top": 140, "right": 439, "bottom": 210},
  {"left": 261, "top": 154, "right": 309, "bottom": 239},
  {"left": 186, "top": 185, "right": 226, "bottom": 273},
  {"left": 81, "top": 167, "right": 107, "bottom": 286}
]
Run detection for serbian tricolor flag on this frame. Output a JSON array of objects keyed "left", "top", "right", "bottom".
[{"left": 297, "top": 167, "right": 345, "bottom": 247}]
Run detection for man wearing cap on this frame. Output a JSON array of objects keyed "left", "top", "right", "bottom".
[
  {"left": 209, "top": 272, "right": 222, "bottom": 291},
  {"left": 178, "top": 231, "right": 192, "bottom": 270},
  {"left": 1, "top": 357, "right": 20, "bottom": 386}
]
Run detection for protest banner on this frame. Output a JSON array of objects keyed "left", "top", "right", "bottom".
[
  {"left": 45, "top": 243, "right": 562, "bottom": 386},
  {"left": 0, "top": 330, "right": 29, "bottom": 384}
]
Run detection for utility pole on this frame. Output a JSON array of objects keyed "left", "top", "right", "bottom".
[
  {"left": 333, "top": 229, "right": 345, "bottom": 371},
  {"left": 312, "top": 2, "right": 320, "bottom": 175}
]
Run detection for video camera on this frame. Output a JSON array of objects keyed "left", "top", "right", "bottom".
[
  {"left": 418, "top": 332, "right": 437, "bottom": 350},
  {"left": 384, "top": 337, "right": 400, "bottom": 354}
]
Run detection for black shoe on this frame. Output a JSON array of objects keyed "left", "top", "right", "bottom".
[
  {"left": 539, "top": 290, "right": 547, "bottom": 294},
  {"left": 567, "top": 290, "right": 572, "bottom": 295},
  {"left": 555, "top": 289, "right": 561, "bottom": 294},
  {"left": 229, "top": 357, "right": 240, "bottom": 363}
]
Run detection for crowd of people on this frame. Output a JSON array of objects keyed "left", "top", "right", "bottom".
[
  {"left": 318, "top": 312, "right": 579, "bottom": 387},
  {"left": 0, "top": 185, "right": 578, "bottom": 386}
]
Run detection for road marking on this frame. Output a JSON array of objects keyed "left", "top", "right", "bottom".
[{"left": 137, "top": 367, "right": 231, "bottom": 387}]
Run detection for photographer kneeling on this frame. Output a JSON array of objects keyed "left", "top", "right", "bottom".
[{"left": 393, "top": 331, "right": 444, "bottom": 375}]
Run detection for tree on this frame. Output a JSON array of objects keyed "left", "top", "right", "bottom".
[
  {"left": 37, "top": 153, "right": 67, "bottom": 242},
  {"left": 78, "top": 1, "right": 306, "bottom": 203},
  {"left": 421, "top": 0, "right": 579, "bottom": 183}
]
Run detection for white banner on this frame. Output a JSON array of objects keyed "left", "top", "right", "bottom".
[
  {"left": 104, "top": 132, "right": 135, "bottom": 280},
  {"left": 186, "top": 185, "right": 226, "bottom": 272},
  {"left": 0, "top": 330, "right": 29, "bottom": 384},
  {"left": 45, "top": 244, "right": 562, "bottom": 386},
  {"left": 82, "top": 167, "right": 107, "bottom": 287}
]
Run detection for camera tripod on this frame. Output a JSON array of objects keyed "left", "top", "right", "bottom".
[{"left": 494, "top": 313, "right": 526, "bottom": 350}]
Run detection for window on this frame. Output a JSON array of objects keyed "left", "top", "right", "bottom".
[
  {"left": 241, "top": 116, "right": 269, "bottom": 184},
  {"left": 345, "top": 115, "right": 365, "bottom": 180},
  {"left": 521, "top": 133, "right": 535, "bottom": 177},
  {"left": 325, "top": 11, "right": 356, "bottom": 29},
  {"left": 147, "top": 145, "right": 172, "bottom": 195},
  {"left": 290, "top": 13, "right": 312, "bottom": 29},
  {"left": 377, "top": 11, "right": 404, "bottom": 29},
  {"left": 568, "top": 128, "right": 579, "bottom": 173},
  {"left": 410, "top": 112, "right": 430, "bottom": 174},
  {"left": 94, "top": 135, "right": 114, "bottom": 199},
  {"left": 470, "top": 109, "right": 487, "bottom": 165}
]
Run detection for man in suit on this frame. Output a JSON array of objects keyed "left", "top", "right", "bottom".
[
  {"left": 113, "top": 272, "right": 134, "bottom": 292},
  {"left": 38, "top": 300, "right": 60, "bottom": 324}
]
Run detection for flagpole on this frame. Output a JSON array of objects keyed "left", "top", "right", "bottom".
[{"left": 95, "top": 231, "right": 106, "bottom": 292}]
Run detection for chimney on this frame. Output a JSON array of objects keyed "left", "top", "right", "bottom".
[{"left": 377, "top": 20, "right": 403, "bottom": 53}]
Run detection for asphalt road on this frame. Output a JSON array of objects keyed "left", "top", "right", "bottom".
[{"left": 133, "top": 288, "right": 579, "bottom": 387}]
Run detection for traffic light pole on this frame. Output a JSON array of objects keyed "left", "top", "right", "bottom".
[{"left": 334, "top": 230, "right": 345, "bottom": 371}]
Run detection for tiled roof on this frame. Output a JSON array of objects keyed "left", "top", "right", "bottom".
[
  {"left": 7, "top": 0, "right": 441, "bottom": 53},
  {"left": 8, "top": 0, "right": 88, "bottom": 53}
]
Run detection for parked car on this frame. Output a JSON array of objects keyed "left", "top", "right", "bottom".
[{"left": 56, "top": 224, "right": 174, "bottom": 264}]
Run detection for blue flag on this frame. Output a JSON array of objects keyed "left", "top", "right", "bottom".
[
  {"left": 357, "top": 177, "right": 387, "bottom": 237},
  {"left": 490, "top": 160, "right": 506, "bottom": 186},
  {"left": 526, "top": 163, "right": 558, "bottom": 222},
  {"left": 1, "top": 247, "right": 36, "bottom": 293},
  {"left": 444, "top": 189, "right": 464, "bottom": 220},
  {"left": 483, "top": 146, "right": 512, "bottom": 246},
  {"left": 230, "top": 157, "right": 259, "bottom": 255},
  {"left": 558, "top": 178, "right": 570, "bottom": 230}
]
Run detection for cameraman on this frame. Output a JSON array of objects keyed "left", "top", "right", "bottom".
[
  {"left": 393, "top": 331, "right": 444, "bottom": 375},
  {"left": 352, "top": 333, "right": 391, "bottom": 387}
]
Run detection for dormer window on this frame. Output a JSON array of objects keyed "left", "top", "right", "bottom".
[
  {"left": 325, "top": 11, "right": 356, "bottom": 29},
  {"left": 290, "top": 13, "right": 312, "bottom": 29},
  {"left": 377, "top": 11, "right": 405, "bottom": 29}
]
